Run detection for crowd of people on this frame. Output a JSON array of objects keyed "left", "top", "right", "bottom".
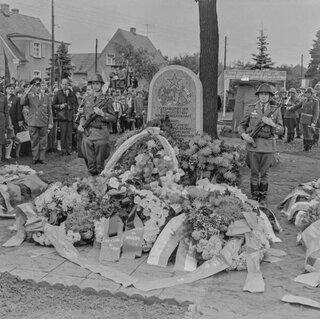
[
  {"left": 273, "top": 84, "right": 320, "bottom": 150},
  {"left": 0, "top": 74, "right": 148, "bottom": 167}
]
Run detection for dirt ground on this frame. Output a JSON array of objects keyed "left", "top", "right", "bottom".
[{"left": 1, "top": 135, "right": 320, "bottom": 319}]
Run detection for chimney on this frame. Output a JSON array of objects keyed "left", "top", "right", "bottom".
[
  {"left": 0, "top": 4, "right": 10, "bottom": 17},
  {"left": 130, "top": 27, "right": 136, "bottom": 35},
  {"left": 11, "top": 8, "right": 19, "bottom": 14}
]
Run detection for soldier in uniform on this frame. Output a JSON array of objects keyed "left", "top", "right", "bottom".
[
  {"left": 312, "top": 83, "right": 320, "bottom": 146},
  {"left": 289, "top": 87, "right": 319, "bottom": 151},
  {"left": 20, "top": 77, "right": 53, "bottom": 164},
  {"left": 78, "top": 73, "right": 116, "bottom": 176},
  {"left": 283, "top": 88, "right": 299, "bottom": 143},
  {"left": 238, "top": 83, "right": 284, "bottom": 203}
]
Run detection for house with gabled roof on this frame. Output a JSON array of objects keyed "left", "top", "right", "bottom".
[
  {"left": 71, "top": 27, "right": 167, "bottom": 88},
  {"left": 0, "top": 3, "right": 62, "bottom": 83}
]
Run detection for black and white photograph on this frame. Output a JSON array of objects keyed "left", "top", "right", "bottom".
[{"left": 0, "top": 1, "right": 320, "bottom": 318}]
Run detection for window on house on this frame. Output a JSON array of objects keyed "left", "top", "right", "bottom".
[
  {"left": 33, "top": 42, "right": 41, "bottom": 58},
  {"left": 33, "top": 70, "right": 41, "bottom": 78},
  {"left": 106, "top": 53, "right": 116, "bottom": 66}
]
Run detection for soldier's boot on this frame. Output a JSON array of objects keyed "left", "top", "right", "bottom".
[
  {"left": 290, "top": 133, "right": 295, "bottom": 142},
  {"left": 307, "top": 140, "right": 313, "bottom": 152},
  {"left": 285, "top": 134, "right": 291, "bottom": 143},
  {"left": 5, "top": 140, "right": 13, "bottom": 160},
  {"left": 303, "top": 139, "right": 308, "bottom": 151},
  {"left": 250, "top": 183, "right": 260, "bottom": 201},
  {"left": 259, "top": 183, "right": 268, "bottom": 205}
]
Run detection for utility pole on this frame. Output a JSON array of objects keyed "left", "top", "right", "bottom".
[
  {"left": 301, "top": 54, "right": 304, "bottom": 80},
  {"left": 95, "top": 39, "right": 98, "bottom": 73},
  {"left": 223, "top": 35, "right": 227, "bottom": 70},
  {"left": 144, "top": 24, "right": 151, "bottom": 37},
  {"left": 51, "top": 0, "right": 55, "bottom": 89}
]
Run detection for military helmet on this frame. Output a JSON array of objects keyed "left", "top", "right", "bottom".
[
  {"left": 88, "top": 73, "right": 104, "bottom": 84},
  {"left": 314, "top": 83, "right": 320, "bottom": 91},
  {"left": 288, "top": 88, "right": 297, "bottom": 94},
  {"left": 305, "top": 87, "right": 314, "bottom": 94},
  {"left": 255, "top": 83, "right": 274, "bottom": 96}
]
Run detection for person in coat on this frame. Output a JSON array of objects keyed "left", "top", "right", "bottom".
[
  {"left": 52, "top": 78, "right": 78, "bottom": 155},
  {"left": 283, "top": 88, "right": 299, "bottom": 143},
  {"left": 78, "top": 73, "right": 116, "bottom": 176},
  {"left": 0, "top": 90, "right": 9, "bottom": 162},
  {"left": 20, "top": 77, "right": 53, "bottom": 164},
  {"left": 238, "top": 83, "right": 284, "bottom": 203},
  {"left": 289, "top": 87, "right": 319, "bottom": 151},
  {"left": 313, "top": 83, "right": 320, "bottom": 146}
]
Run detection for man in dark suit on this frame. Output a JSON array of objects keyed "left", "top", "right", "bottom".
[
  {"left": 5, "top": 83, "right": 23, "bottom": 159},
  {"left": 52, "top": 78, "right": 78, "bottom": 155},
  {"left": 6, "top": 83, "right": 23, "bottom": 135},
  {"left": 20, "top": 77, "right": 53, "bottom": 164}
]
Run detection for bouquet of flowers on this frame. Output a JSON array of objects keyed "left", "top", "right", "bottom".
[
  {"left": 176, "top": 134, "right": 245, "bottom": 186},
  {"left": 182, "top": 181, "right": 270, "bottom": 267}
]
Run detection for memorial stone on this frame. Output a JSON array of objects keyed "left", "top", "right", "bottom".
[{"left": 147, "top": 65, "right": 203, "bottom": 139}]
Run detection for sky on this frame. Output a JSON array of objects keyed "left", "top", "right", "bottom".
[{"left": 4, "top": 0, "right": 320, "bottom": 67}]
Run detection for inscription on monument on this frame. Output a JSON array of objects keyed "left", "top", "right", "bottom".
[{"left": 148, "top": 65, "right": 203, "bottom": 139}]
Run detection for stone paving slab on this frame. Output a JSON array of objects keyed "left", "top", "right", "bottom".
[
  {"left": 50, "top": 260, "right": 91, "bottom": 277},
  {"left": 9, "top": 268, "right": 48, "bottom": 282}
]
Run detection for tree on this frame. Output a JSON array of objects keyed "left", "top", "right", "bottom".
[
  {"left": 252, "top": 29, "right": 274, "bottom": 70},
  {"left": 167, "top": 53, "right": 200, "bottom": 74},
  {"left": 305, "top": 29, "right": 320, "bottom": 84},
  {"left": 115, "top": 44, "right": 161, "bottom": 84},
  {"left": 196, "top": 0, "right": 219, "bottom": 138},
  {"left": 46, "top": 42, "right": 74, "bottom": 86},
  {"left": 275, "top": 64, "right": 306, "bottom": 89}
]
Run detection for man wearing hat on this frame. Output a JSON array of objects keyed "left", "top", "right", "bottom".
[
  {"left": 20, "top": 77, "right": 53, "bottom": 164},
  {"left": 78, "top": 73, "right": 115, "bottom": 175},
  {"left": 283, "top": 88, "right": 299, "bottom": 143},
  {"left": 289, "top": 87, "right": 319, "bottom": 151},
  {"left": 238, "top": 83, "right": 284, "bottom": 203}
]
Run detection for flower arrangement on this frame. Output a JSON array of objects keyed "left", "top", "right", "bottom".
[
  {"left": 182, "top": 183, "right": 254, "bottom": 263},
  {"left": 176, "top": 134, "right": 245, "bottom": 186}
]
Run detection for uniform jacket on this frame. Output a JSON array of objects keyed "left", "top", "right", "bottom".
[
  {"left": 291, "top": 97, "right": 319, "bottom": 125},
  {"left": 52, "top": 88, "right": 78, "bottom": 122},
  {"left": 8, "top": 94, "right": 23, "bottom": 133},
  {"left": 238, "top": 101, "right": 284, "bottom": 153},
  {"left": 0, "top": 93, "right": 9, "bottom": 145},
  {"left": 20, "top": 90, "right": 53, "bottom": 127},
  {"left": 283, "top": 95, "right": 299, "bottom": 119},
  {"left": 80, "top": 92, "right": 116, "bottom": 128}
]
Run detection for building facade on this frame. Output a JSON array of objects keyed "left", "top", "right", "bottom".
[
  {"left": 71, "top": 27, "right": 167, "bottom": 89},
  {"left": 0, "top": 3, "right": 61, "bottom": 83}
]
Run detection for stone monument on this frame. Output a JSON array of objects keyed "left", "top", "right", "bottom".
[{"left": 147, "top": 65, "right": 203, "bottom": 139}]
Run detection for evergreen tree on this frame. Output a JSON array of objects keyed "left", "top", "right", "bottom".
[
  {"left": 252, "top": 29, "right": 274, "bottom": 70},
  {"left": 46, "top": 42, "right": 74, "bottom": 86},
  {"left": 305, "top": 29, "right": 320, "bottom": 84},
  {"left": 196, "top": 0, "right": 219, "bottom": 138}
]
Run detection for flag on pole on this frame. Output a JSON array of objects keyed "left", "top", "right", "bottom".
[{"left": 3, "top": 48, "right": 11, "bottom": 87}]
